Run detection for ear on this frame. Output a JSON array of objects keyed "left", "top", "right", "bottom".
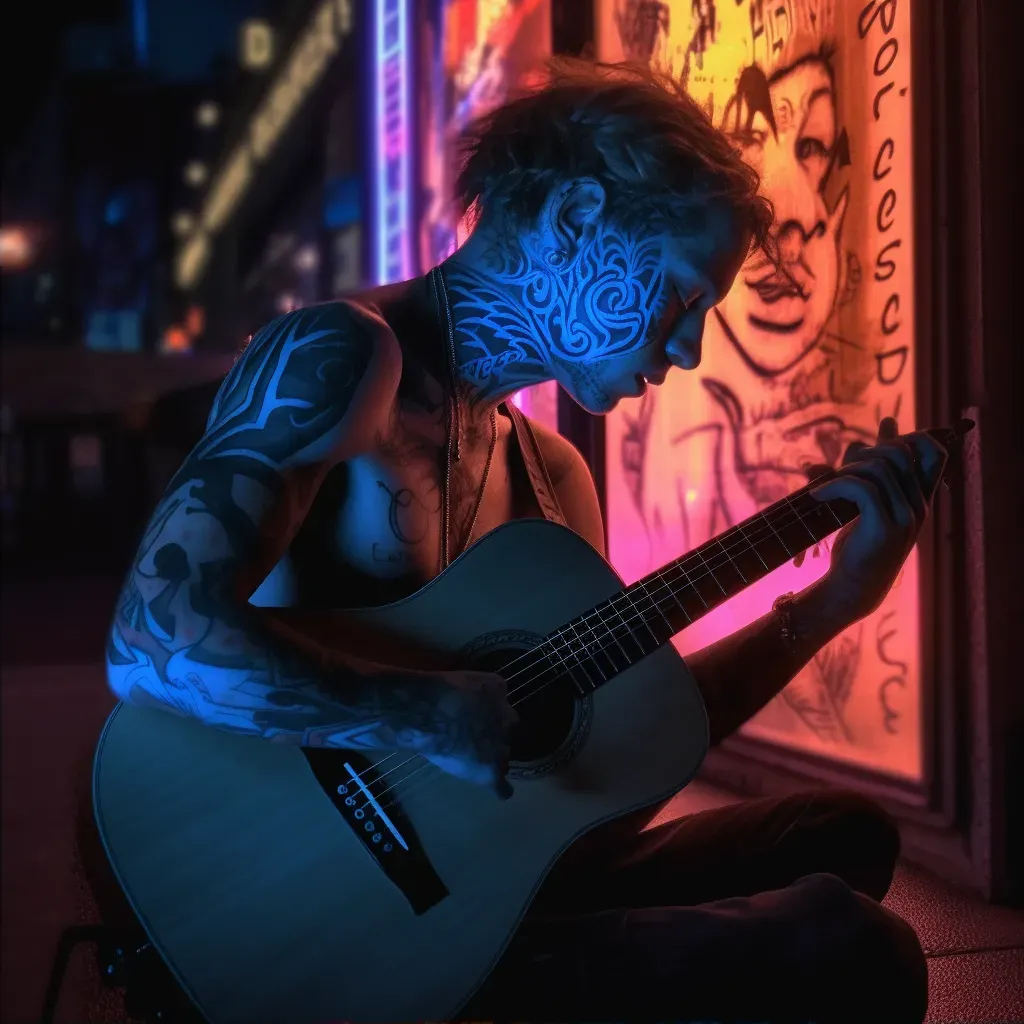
[{"left": 546, "top": 177, "right": 607, "bottom": 256}]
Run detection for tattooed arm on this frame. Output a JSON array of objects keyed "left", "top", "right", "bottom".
[{"left": 105, "top": 303, "right": 478, "bottom": 752}]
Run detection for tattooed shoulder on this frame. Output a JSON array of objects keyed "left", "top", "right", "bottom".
[
  {"left": 195, "top": 301, "right": 395, "bottom": 478},
  {"left": 106, "top": 301, "right": 400, "bottom": 710}
]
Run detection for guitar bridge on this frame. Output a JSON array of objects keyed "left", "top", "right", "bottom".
[{"left": 302, "top": 749, "right": 449, "bottom": 915}]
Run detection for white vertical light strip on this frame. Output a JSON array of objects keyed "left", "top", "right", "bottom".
[{"left": 374, "top": 0, "right": 412, "bottom": 284}]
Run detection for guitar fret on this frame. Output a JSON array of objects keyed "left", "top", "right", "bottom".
[
  {"left": 692, "top": 546, "right": 729, "bottom": 598},
  {"left": 666, "top": 584, "right": 693, "bottom": 625},
  {"left": 714, "top": 535, "right": 748, "bottom": 585},
  {"left": 741, "top": 522, "right": 771, "bottom": 572},
  {"left": 593, "top": 598, "right": 645, "bottom": 665},
  {"left": 543, "top": 636, "right": 590, "bottom": 696},
  {"left": 541, "top": 482, "right": 886, "bottom": 694},
  {"left": 618, "top": 587, "right": 661, "bottom": 651},
  {"left": 566, "top": 619, "right": 604, "bottom": 690},
  {"left": 580, "top": 608, "right": 624, "bottom": 677},
  {"left": 785, "top": 495, "right": 817, "bottom": 543},
  {"left": 594, "top": 605, "right": 633, "bottom": 670},
  {"left": 823, "top": 499, "right": 844, "bottom": 531},
  {"left": 639, "top": 579, "right": 675, "bottom": 635},
  {"left": 762, "top": 510, "right": 792, "bottom": 557},
  {"left": 677, "top": 561, "right": 709, "bottom": 609}
]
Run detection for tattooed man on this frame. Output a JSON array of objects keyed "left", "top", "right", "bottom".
[{"left": 107, "top": 59, "right": 942, "bottom": 1023}]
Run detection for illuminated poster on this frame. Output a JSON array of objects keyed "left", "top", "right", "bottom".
[
  {"left": 419, "top": 0, "right": 559, "bottom": 429},
  {"left": 598, "top": 0, "right": 921, "bottom": 779}
]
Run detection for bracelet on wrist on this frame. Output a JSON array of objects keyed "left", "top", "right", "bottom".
[{"left": 772, "top": 591, "right": 801, "bottom": 654}]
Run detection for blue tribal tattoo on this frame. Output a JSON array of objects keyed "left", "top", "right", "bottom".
[{"left": 445, "top": 227, "right": 669, "bottom": 386}]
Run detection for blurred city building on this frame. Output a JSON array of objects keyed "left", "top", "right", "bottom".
[
  {"left": 0, "top": 0, "right": 586, "bottom": 573},
  {"left": 172, "top": 0, "right": 361, "bottom": 351},
  {"left": 0, "top": 0, "right": 309, "bottom": 571}
]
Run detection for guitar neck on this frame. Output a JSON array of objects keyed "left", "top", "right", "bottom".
[
  {"left": 537, "top": 482, "right": 852, "bottom": 686},
  {"left": 536, "top": 421, "right": 971, "bottom": 690}
]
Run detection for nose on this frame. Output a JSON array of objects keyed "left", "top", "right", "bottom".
[
  {"left": 667, "top": 330, "right": 703, "bottom": 371},
  {"left": 776, "top": 220, "right": 824, "bottom": 264},
  {"left": 762, "top": 143, "right": 827, "bottom": 247}
]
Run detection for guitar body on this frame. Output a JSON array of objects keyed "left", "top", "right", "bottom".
[{"left": 94, "top": 519, "right": 709, "bottom": 1023}]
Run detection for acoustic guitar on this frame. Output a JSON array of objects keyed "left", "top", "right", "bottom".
[{"left": 92, "top": 420, "right": 972, "bottom": 1023}]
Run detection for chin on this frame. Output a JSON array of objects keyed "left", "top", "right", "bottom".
[{"left": 570, "top": 390, "right": 618, "bottom": 416}]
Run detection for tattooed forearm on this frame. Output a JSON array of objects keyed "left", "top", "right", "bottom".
[{"left": 105, "top": 304, "right": 455, "bottom": 751}]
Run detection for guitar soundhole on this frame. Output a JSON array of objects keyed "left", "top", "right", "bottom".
[{"left": 469, "top": 645, "right": 584, "bottom": 766}]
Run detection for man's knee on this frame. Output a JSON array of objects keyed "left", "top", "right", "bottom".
[
  {"left": 799, "top": 790, "right": 901, "bottom": 900},
  {"left": 794, "top": 873, "right": 927, "bottom": 1023}
]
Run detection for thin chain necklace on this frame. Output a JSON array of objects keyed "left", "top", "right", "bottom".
[{"left": 431, "top": 266, "right": 498, "bottom": 569}]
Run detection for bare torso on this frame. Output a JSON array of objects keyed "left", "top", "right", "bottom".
[{"left": 251, "top": 300, "right": 548, "bottom": 611}]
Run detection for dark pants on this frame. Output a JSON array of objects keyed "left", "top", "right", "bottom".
[
  {"left": 78, "top": 784, "right": 926, "bottom": 1023},
  {"left": 462, "top": 789, "right": 927, "bottom": 1024}
]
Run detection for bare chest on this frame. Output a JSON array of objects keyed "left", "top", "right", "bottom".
[{"left": 288, "top": 403, "right": 535, "bottom": 607}]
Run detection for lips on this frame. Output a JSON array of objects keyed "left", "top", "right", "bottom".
[
  {"left": 748, "top": 274, "right": 806, "bottom": 304},
  {"left": 748, "top": 313, "right": 805, "bottom": 334}
]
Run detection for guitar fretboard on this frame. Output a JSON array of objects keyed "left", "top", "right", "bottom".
[
  {"left": 504, "top": 419, "right": 969, "bottom": 704},
  {"left": 532, "top": 483, "right": 858, "bottom": 695}
]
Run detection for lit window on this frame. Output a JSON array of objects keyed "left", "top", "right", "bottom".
[
  {"left": 171, "top": 211, "right": 195, "bottom": 236},
  {"left": 195, "top": 101, "right": 220, "bottom": 128},
  {"left": 183, "top": 162, "right": 208, "bottom": 187},
  {"left": 240, "top": 20, "right": 274, "bottom": 70}
]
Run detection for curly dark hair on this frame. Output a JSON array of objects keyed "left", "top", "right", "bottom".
[{"left": 455, "top": 57, "right": 775, "bottom": 260}]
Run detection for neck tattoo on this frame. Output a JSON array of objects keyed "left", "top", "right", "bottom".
[{"left": 443, "top": 227, "right": 667, "bottom": 402}]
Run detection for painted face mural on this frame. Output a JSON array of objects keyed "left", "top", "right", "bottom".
[
  {"left": 717, "top": 58, "right": 848, "bottom": 378},
  {"left": 598, "top": 0, "right": 922, "bottom": 781}
]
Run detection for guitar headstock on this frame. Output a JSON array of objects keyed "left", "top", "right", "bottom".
[{"left": 926, "top": 417, "right": 975, "bottom": 491}]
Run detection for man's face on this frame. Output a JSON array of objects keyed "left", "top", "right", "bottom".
[
  {"left": 547, "top": 204, "right": 751, "bottom": 414},
  {"left": 717, "top": 59, "right": 847, "bottom": 377}
]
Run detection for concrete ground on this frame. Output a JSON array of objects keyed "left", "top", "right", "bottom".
[{"left": 2, "top": 575, "right": 1022, "bottom": 1023}]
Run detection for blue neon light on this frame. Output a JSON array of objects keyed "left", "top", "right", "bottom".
[
  {"left": 373, "top": 0, "right": 412, "bottom": 285},
  {"left": 132, "top": 0, "right": 149, "bottom": 68}
]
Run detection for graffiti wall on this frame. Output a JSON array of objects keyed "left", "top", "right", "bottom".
[
  {"left": 598, "top": 0, "right": 922, "bottom": 779},
  {"left": 418, "top": 0, "right": 560, "bottom": 428}
]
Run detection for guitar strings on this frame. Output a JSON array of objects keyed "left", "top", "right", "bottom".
[
  {"left": 339, "top": 488, "right": 842, "bottom": 821},
  {"left": 349, "top": 490, "right": 835, "bottom": 816},
  {"left": 336, "top": 421, "right": 962, "bottom": 825},
  {"left": 506, "top": 490, "right": 841, "bottom": 703}
]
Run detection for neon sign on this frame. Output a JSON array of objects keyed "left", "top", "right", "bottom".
[
  {"left": 176, "top": 0, "right": 353, "bottom": 290},
  {"left": 372, "top": 0, "right": 412, "bottom": 285}
]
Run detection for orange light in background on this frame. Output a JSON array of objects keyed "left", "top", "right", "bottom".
[
  {"left": 184, "top": 306, "right": 205, "bottom": 337},
  {"left": 598, "top": 0, "right": 922, "bottom": 781},
  {"left": 161, "top": 325, "right": 192, "bottom": 354},
  {"left": 0, "top": 227, "right": 34, "bottom": 270}
]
